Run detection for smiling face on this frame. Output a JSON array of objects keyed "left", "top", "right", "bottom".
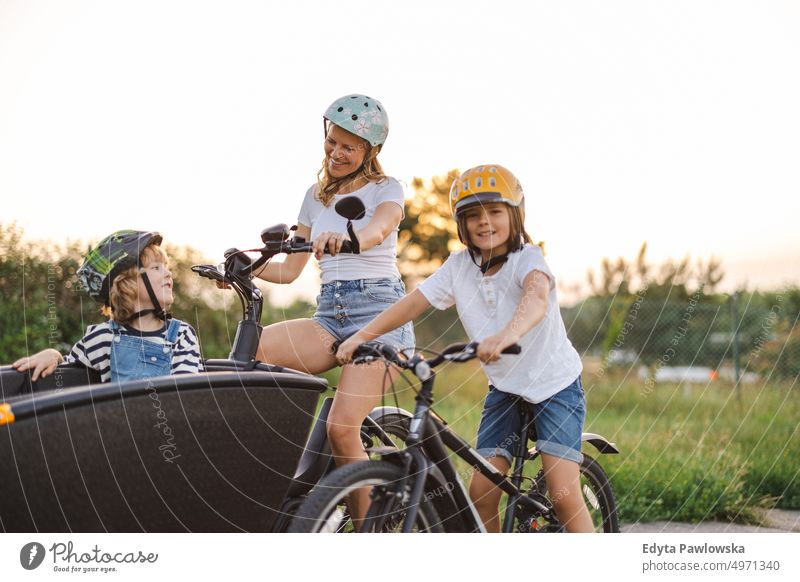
[
  {"left": 324, "top": 123, "right": 369, "bottom": 178},
  {"left": 137, "top": 246, "right": 174, "bottom": 310},
  {"left": 462, "top": 202, "right": 512, "bottom": 259}
]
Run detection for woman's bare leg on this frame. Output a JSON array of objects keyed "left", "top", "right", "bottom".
[
  {"left": 469, "top": 456, "right": 511, "bottom": 532},
  {"left": 256, "top": 319, "right": 338, "bottom": 373},
  {"left": 258, "top": 319, "right": 408, "bottom": 528},
  {"left": 327, "top": 361, "right": 401, "bottom": 528}
]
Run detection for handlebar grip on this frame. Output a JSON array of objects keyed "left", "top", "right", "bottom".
[
  {"left": 191, "top": 265, "right": 224, "bottom": 282},
  {"left": 351, "top": 341, "right": 397, "bottom": 365},
  {"left": 285, "top": 239, "right": 359, "bottom": 255},
  {"left": 501, "top": 344, "right": 522, "bottom": 355}
]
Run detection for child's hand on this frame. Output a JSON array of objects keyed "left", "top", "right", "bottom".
[
  {"left": 336, "top": 334, "right": 367, "bottom": 365},
  {"left": 477, "top": 332, "right": 520, "bottom": 364},
  {"left": 12, "top": 349, "right": 63, "bottom": 382}
]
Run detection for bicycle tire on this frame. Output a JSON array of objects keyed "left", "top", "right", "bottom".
[
  {"left": 272, "top": 411, "right": 412, "bottom": 532},
  {"left": 362, "top": 411, "right": 410, "bottom": 449},
  {"left": 363, "top": 413, "right": 470, "bottom": 532},
  {"left": 288, "top": 460, "right": 443, "bottom": 533},
  {"left": 518, "top": 453, "right": 619, "bottom": 533}
]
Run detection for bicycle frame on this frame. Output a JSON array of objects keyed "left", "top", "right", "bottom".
[
  {"left": 365, "top": 373, "right": 555, "bottom": 533},
  {"left": 363, "top": 359, "right": 619, "bottom": 533}
]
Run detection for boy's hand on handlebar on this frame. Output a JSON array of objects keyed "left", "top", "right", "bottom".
[
  {"left": 313, "top": 232, "right": 349, "bottom": 260},
  {"left": 477, "top": 332, "right": 521, "bottom": 364},
  {"left": 215, "top": 280, "right": 231, "bottom": 289},
  {"left": 335, "top": 333, "right": 369, "bottom": 365},
  {"left": 12, "top": 349, "right": 63, "bottom": 381}
]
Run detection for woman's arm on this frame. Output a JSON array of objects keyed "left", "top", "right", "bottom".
[
  {"left": 476, "top": 269, "right": 550, "bottom": 363},
  {"left": 336, "top": 289, "right": 431, "bottom": 363},
  {"left": 353, "top": 202, "right": 403, "bottom": 252},
  {"left": 254, "top": 224, "right": 312, "bottom": 284},
  {"left": 313, "top": 202, "right": 403, "bottom": 258}
]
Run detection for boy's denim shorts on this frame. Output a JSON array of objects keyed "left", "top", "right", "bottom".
[
  {"left": 475, "top": 376, "right": 585, "bottom": 465},
  {"left": 312, "top": 278, "right": 415, "bottom": 352}
]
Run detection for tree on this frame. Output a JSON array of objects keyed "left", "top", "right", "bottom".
[
  {"left": 397, "top": 170, "right": 461, "bottom": 285},
  {"left": 586, "top": 241, "right": 724, "bottom": 300}
]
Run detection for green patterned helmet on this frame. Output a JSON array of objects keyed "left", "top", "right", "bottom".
[
  {"left": 323, "top": 94, "right": 389, "bottom": 147},
  {"left": 77, "top": 230, "right": 162, "bottom": 306}
]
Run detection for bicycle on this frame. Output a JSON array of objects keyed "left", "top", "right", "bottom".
[{"left": 289, "top": 341, "right": 620, "bottom": 533}]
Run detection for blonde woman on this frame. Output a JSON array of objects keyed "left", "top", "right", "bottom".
[{"left": 253, "top": 95, "right": 413, "bottom": 521}]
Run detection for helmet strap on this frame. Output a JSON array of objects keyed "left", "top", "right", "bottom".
[
  {"left": 468, "top": 240, "right": 524, "bottom": 275},
  {"left": 138, "top": 270, "right": 167, "bottom": 321},
  {"left": 128, "top": 308, "right": 170, "bottom": 322},
  {"left": 479, "top": 253, "right": 510, "bottom": 274}
]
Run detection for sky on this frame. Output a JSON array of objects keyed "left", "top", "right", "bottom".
[{"left": 1, "top": 0, "right": 799, "bottom": 305}]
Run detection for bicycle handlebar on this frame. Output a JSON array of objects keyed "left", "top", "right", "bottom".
[
  {"left": 241, "top": 237, "right": 357, "bottom": 277},
  {"left": 192, "top": 236, "right": 358, "bottom": 285},
  {"left": 351, "top": 341, "right": 521, "bottom": 379}
]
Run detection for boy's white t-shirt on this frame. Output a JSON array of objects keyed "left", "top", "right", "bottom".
[
  {"left": 417, "top": 244, "right": 582, "bottom": 404},
  {"left": 297, "top": 178, "right": 404, "bottom": 284}
]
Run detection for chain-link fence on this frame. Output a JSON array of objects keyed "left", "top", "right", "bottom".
[{"left": 562, "top": 288, "right": 800, "bottom": 386}]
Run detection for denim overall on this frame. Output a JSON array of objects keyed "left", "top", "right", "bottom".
[{"left": 109, "top": 318, "right": 181, "bottom": 383}]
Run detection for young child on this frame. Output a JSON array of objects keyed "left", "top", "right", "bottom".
[
  {"left": 13, "top": 230, "right": 203, "bottom": 384},
  {"left": 336, "top": 165, "right": 594, "bottom": 532}
]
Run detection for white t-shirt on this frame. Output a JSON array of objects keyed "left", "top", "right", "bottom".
[
  {"left": 297, "top": 178, "right": 404, "bottom": 284},
  {"left": 417, "top": 244, "right": 582, "bottom": 403}
]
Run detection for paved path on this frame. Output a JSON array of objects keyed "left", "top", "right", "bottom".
[{"left": 621, "top": 509, "right": 800, "bottom": 533}]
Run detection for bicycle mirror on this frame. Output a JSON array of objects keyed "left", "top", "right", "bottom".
[
  {"left": 261, "top": 224, "right": 290, "bottom": 244},
  {"left": 334, "top": 196, "right": 366, "bottom": 221}
]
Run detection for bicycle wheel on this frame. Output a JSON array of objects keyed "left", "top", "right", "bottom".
[
  {"left": 517, "top": 453, "right": 619, "bottom": 533},
  {"left": 288, "top": 460, "right": 443, "bottom": 533},
  {"left": 362, "top": 411, "right": 410, "bottom": 451},
  {"left": 273, "top": 411, "right": 411, "bottom": 532}
]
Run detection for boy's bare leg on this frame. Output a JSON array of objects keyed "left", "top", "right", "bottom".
[
  {"left": 541, "top": 453, "right": 594, "bottom": 532},
  {"left": 469, "top": 456, "right": 511, "bottom": 532}
]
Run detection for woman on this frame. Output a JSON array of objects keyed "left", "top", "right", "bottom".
[{"left": 253, "top": 94, "right": 413, "bottom": 521}]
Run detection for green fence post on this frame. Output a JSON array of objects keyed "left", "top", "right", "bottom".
[{"left": 731, "top": 291, "right": 742, "bottom": 402}]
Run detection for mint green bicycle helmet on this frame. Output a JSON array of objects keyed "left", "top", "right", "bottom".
[{"left": 323, "top": 94, "right": 389, "bottom": 147}]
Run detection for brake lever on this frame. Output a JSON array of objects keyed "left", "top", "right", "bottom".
[
  {"left": 445, "top": 345, "right": 477, "bottom": 362},
  {"left": 191, "top": 265, "right": 224, "bottom": 281}
]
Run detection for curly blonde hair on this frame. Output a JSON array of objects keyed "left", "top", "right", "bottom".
[
  {"left": 316, "top": 131, "right": 387, "bottom": 207},
  {"left": 102, "top": 244, "right": 169, "bottom": 324}
]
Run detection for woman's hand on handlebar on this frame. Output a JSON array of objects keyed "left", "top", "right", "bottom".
[
  {"left": 476, "top": 331, "right": 521, "bottom": 364},
  {"left": 335, "top": 332, "right": 369, "bottom": 365},
  {"left": 312, "top": 231, "right": 349, "bottom": 260}
]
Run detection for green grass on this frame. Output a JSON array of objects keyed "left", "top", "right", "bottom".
[{"left": 344, "top": 362, "right": 799, "bottom": 525}]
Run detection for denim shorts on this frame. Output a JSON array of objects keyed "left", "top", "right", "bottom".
[
  {"left": 312, "top": 278, "right": 415, "bottom": 351},
  {"left": 475, "top": 376, "right": 585, "bottom": 465}
]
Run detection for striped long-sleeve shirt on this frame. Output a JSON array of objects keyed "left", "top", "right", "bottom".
[{"left": 65, "top": 320, "right": 204, "bottom": 382}]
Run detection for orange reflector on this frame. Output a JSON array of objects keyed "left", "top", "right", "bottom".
[{"left": 0, "top": 403, "right": 14, "bottom": 425}]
